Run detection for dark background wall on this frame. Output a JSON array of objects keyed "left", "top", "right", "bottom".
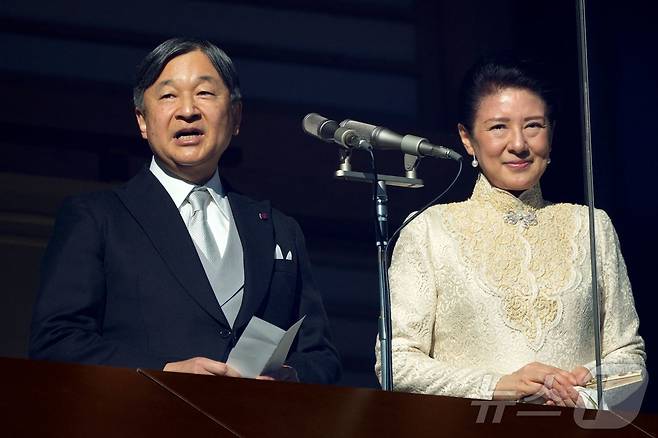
[{"left": 1, "top": 0, "right": 655, "bottom": 410}]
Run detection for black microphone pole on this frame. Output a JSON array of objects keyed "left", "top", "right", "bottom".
[{"left": 373, "top": 171, "right": 394, "bottom": 391}]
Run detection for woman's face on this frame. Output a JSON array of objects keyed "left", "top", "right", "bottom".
[{"left": 459, "top": 87, "right": 551, "bottom": 193}]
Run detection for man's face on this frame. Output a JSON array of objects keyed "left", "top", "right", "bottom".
[{"left": 136, "top": 50, "right": 241, "bottom": 183}]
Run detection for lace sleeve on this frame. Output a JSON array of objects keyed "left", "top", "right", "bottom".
[
  {"left": 375, "top": 213, "right": 502, "bottom": 400},
  {"left": 594, "top": 210, "right": 646, "bottom": 373}
]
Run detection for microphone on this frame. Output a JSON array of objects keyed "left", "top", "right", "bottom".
[
  {"left": 303, "top": 113, "right": 462, "bottom": 161},
  {"left": 303, "top": 113, "right": 367, "bottom": 149},
  {"left": 340, "top": 119, "right": 462, "bottom": 161},
  {"left": 332, "top": 126, "right": 363, "bottom": 149},
  {"left": 302, "top": 113, "right": 339, "bottom": 143}
]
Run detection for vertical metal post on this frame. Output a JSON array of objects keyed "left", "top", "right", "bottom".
[{"left": 576, "top": 0, "right": 604, "bottom": 407}]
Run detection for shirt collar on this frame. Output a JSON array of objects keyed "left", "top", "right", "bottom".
[
  {"left": 470, "top": 173, "right": 545, "bottom": 214},
  {"left": 149, "top": 157, "right": 226, "bottom": 209}
]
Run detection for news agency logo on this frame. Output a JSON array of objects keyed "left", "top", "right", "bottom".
[{"left": 471, "top": 366, "right": 649, "bottom": 433}]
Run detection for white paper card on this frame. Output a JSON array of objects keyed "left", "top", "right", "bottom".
[
  {"left": 226, "top": 315, "right": 305, "bottom": 378},
  {"left": 262, "top": 316, "right": 305, "bottom": 375}
]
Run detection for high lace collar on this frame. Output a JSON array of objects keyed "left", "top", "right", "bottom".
[{"left": 470, "top": 174, "right": 546, "bottom": 228}]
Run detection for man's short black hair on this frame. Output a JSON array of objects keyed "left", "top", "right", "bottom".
[{"left": 133, "top": 37, "right": 241, "bottom": 111}]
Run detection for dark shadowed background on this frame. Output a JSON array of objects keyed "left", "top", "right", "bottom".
[{"left": 1, "top": 0, "right": 655, "bottom": 411}]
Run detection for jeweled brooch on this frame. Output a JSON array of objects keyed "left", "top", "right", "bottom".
[{"left": 504, "top": 210, "right": 538, "bottom": 229}]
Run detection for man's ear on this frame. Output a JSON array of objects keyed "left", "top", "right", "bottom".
[
  {"left": 135, "top": 108, "right": 148, "bottom": 140},
  {"left": 458, "top": 123, "right": 475, "bottom": 157},
  {"left": 231, "top": 101, "right": 243, "bottom": 136}
]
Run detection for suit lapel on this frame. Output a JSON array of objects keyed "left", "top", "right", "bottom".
[
  {"left": 115, "top": 168, "right": 230, "bottom": 327},
  {"left": 228, "top": 192, "right": 274, "bottom": 331}
]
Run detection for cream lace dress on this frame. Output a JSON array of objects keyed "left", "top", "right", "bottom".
[{"left": 376, "top": 175, "right": 645, "bottom": 400}]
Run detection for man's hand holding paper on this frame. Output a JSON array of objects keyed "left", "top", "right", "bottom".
[{"left": 164, "top": 357, "right": 242, "bottom": 377}]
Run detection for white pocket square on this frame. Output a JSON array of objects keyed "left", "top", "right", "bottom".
[
  {"left": 274, "top": 244, "right": 284, "bottom": 260},
  {"left": 274, "top": 244, "right": 293, "bottom": 261}
]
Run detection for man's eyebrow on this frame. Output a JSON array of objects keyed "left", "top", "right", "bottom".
[
  {"left": 155, "top": 79, "right": 174, "bottom": 89},
  {"left": 155, "top": 76, "right": 219, "bottom": 89},
  {"left": 197, "top": 75, "right": 220, "bottom": 83}
]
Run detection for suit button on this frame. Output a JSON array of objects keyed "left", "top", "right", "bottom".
[{"left": 219, "top": 329, "right": 232, "bottom": 338}]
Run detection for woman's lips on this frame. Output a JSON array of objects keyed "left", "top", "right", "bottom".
[{"left": 505, "top": 160, "right": 531, "bottom": 169}]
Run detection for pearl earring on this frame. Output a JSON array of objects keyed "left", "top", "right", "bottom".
[
  {"left": 471, "top": 157, "right": 479, "bottom": 168},
  {"left": 547, "top": 158, "right": 552, "bottom": 164}
]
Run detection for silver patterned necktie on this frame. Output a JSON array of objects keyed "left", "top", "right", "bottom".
[{"left": 186, "top": 188, "right": 221, "bottom": 262}]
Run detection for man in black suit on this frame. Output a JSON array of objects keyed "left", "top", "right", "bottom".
[{"left": 29, "top": 38, "right": 340, "bottom": 384}]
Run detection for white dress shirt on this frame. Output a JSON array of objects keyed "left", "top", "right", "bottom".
[{"left": 149, "top": 157, "right": 231, "bottom": 257}]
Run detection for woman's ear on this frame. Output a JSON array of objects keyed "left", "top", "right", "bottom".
[
  {"left": 548, "top": 119, "right": 556, "bottom": 148},
  {"left": 458, "top": 123, "right": 475, "bottom": 157}
]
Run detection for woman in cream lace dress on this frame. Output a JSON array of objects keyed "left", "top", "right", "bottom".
[{"left": 377, "top": 59, "right": 645, "bottom": 407}]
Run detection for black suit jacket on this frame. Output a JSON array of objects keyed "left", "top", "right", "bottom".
[{"left": 29, "top": 168, "right": 340, "bottom": 384}]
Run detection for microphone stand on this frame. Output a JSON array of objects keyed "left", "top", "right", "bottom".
[
  {"left": 374, "top": 178, "right": 393, "bottom": 391},
  {"left": 308, "top": 120, "right": 461, "bottom": 392},
  {"left": 333, "top": 146, "right": 424, "bottom": 392}
]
